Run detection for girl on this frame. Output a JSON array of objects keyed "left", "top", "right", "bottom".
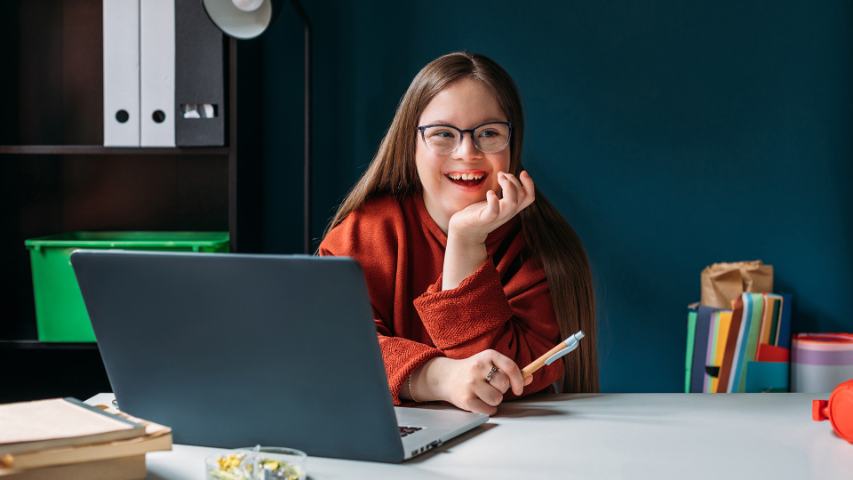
[{"left": 318, "top": 52, "right": 598, "bottom": 415}]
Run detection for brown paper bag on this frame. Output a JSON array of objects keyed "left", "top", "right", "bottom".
[{"left": 701, "top": 260, "right": 773, "bottom": 309}]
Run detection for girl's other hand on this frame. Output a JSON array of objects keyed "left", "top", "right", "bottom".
[
  {"left": 447, "top": 170, "right": 535, "bottom": 245},
  {"left": 425, "top": 349, "right": 532, "bottom": 416}
]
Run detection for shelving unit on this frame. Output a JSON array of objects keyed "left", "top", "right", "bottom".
[
  {"left": 0, "top": 0, "right": 264, "bottom": 401},
  {"left": 0, "top": 146, "right": 231, "bottom": 156}
]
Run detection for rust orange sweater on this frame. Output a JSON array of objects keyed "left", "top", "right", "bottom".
[{"left": 318, "top": 194, "right": 564, "bottom": 404}]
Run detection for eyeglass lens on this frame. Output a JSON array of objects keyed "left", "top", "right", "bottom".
[{"left": 422, "top": 123, "right": 510, "bottom": 154}]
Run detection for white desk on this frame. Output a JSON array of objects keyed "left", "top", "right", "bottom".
[{"left": 87, "top": 393, "right": 851, "bottom": 479}]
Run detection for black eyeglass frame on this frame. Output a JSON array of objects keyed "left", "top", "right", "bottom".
[{"left": 416, "top": 121, "right": 513, "bottom": 154}]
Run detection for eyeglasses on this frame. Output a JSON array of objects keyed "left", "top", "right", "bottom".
[{"left": 417, "top": 121, "right": 512, "bottom": 155}]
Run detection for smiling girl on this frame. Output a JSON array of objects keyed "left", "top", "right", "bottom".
[{"left": 318, "top": 52, "right": 598, "bottom": 415}]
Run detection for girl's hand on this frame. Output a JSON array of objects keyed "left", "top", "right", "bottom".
[
  {"left": 415, "top": 350, "right": 533, "bottom": 416},
  {"left": 447, "top": 170, "right": 536, "bottom": 244},
  {"left": 440, "top": 170, "right": 535, "bottom": 290}
]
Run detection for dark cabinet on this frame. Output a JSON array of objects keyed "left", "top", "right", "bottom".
[{"left": 0, "top": 0, "right": 263, "bottom": 401}]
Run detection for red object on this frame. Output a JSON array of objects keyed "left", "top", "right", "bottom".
[
  {"left": 812, "top": 379, "right": 853, "bottom": 444},
  {"left": 756, "top": 343, "right": 790, "bottom": 362},
  {"left": 318, "top": 194, "right": 564, "bottom": 404}
]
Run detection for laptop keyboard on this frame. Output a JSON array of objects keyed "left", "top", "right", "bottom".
[{"left": 399, "top": 425, "right": 423, "bottom": 437}]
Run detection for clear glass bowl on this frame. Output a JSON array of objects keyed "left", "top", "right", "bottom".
[{"left": 205, "top": 446, "right": 307, "bottom": 480}]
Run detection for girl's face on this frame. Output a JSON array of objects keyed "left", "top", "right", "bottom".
[{"left": 415, "top": 78, "right": 511, "bottom": 232}]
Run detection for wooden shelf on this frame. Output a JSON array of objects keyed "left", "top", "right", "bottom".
[
  {"left": 0, "top": 1, "right": 261, "bottom": 402},
  {"left": 0, "top": 145, "right": 230, "bottom": 156},
  {"left": 0, "top": 340, "right": 99, "bottom": 351},
  {"left": 0, "top": 339, "right": 109, "bottom": 403}
]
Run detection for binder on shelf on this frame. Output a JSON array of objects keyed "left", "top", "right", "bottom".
[
  {"left": 140, "top": 0, "right": 176, "bottom": 147},
  {"left": 175, "top": 0, "right": 225, "bottom": 146},
  {"left": 103, "top": 0, "right": 140, "bottom": 146},
  {"left": 103, "top": 0, "right": 224, "bottom": 147}
]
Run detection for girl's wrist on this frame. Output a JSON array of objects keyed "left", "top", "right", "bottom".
[
  {"left": 413, "top": 357, "right": 451, "bottom": 402},
  {"left": 446, "top": 222, "right": 488, "bottom": 246},
  {"left": 442, "top": 236, "right": 488, "bottom": 290},
  {"left": 446, "top": 229, "right": 487, "bottom": 250}
]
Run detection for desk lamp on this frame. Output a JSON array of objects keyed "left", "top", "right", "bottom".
[{"left": 203, "top": 0, "right": 313, "bottom": 253}]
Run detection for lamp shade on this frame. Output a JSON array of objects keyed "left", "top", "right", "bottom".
[{"left": 202, "top": 0, "right": 274, "bottom": 39}]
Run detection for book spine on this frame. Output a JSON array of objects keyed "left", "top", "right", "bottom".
[
  {"left": 717, "top": 295, "right": 745, "bottom": 393},
  {"left": 685, "top": 308, "right": 698, "bottom": 393}
]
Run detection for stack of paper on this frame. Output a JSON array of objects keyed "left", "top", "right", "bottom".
[{"left": 0, "top": 398, "right": 171, "bottom": 479}]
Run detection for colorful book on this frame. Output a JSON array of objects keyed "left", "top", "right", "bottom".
[
  {"left": 685, "top": 305, "right": 698, "bottom": 393},
  {"left": 691, "top": 305, "right": 719, "bottom": 393},
  {"left": 703, "top": 311, "right": 720, "bottom": 393},
  {"left": 720, "top": 295, "right": 747, "bottom": 393},
  {"left": 687, "top": 293, "right": 792, "bottom": 394},
  {"left": 709, "top": 311, "right": 733, "bottom": 393},
  {"left": 738, "top": 293, "right": 766, "bottom": 392},
  {"left": 686, "top": 291, "right": 794, "bottom": 393},
  {"left": 758, "top": 295, "right": 775, "bottom": 346},
  {"left": 745, "top": 361, "right": 789, "bottom": 393},
  {"left": 775, "top": 293, "right": 793, "bottom": 348},
  {"left": 765, "top": 294, "right": 782, "bottom": 346},
  {"left": 756, "top": 343, "right": 790, "bottom": 362}
]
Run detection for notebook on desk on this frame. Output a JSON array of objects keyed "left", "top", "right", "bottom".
[{"left": 70, "top": 250, "right": 487, "bottom": 463}]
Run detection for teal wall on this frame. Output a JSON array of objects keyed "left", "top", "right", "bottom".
[{"left": 260, "top": 1, "right": 853, "bottom": 392}]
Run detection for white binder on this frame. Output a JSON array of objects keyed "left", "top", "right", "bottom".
[
  {"left": 103, "top": 0, "right": 140, "bottom": 146},
  {"left": 140, "top": 0, "right": 176, "bottom": 146}
]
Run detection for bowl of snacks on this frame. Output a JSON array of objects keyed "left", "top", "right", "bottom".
[{"left": 206, "top": 446, "right": 306, "bottom": 480}]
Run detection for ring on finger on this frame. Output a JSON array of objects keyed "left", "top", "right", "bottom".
[{"left": 485, "top": 365, "right": 499, "bottom": 383}]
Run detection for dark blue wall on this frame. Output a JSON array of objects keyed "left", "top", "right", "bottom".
[{"left": 259, "top": 1, "right": 853, "bottom": 392}]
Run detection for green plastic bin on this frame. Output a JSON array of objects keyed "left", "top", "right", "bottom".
[{"left": 25, "top": 231, "right": 230, "bottom": 342}]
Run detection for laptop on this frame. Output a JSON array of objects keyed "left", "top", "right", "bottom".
[{"left": 70, "top": 250, "right": 487, "bottom": 463}]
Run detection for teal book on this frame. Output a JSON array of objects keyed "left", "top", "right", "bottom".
[
  {"left": 738, "top": 293, "right": 765, "bottom": 392},
  {"left": 685, "top": 304, "right": 698, "bottom": 393},
  {"left": 729, "top": 294, "right": 751, "bottom": 393},
  {"left": 745, "top": 361, "right": 789, "bottom": 393}
]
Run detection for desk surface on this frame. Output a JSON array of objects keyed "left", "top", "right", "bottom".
[{"left": 87, "top": 393, "right": 851, "bottom": 479}]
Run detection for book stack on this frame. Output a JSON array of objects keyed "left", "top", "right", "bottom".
[
  {"left": 685, "top": 292, "right": 792, "bottom": 393},
  {"left": 0, "top": 398, "right": 172, "bottom": 479}
]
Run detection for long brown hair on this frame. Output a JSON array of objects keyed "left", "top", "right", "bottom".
[{"left": 324, "top": 52, "right": 598, "bottom": 393}]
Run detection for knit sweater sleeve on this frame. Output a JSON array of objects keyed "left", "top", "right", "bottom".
[
  {"left": 412, "top": 257, "right": 564, "bottom": 397},
  {"left": 318, "top": 203, "right": 442, "bottom": 405}
]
